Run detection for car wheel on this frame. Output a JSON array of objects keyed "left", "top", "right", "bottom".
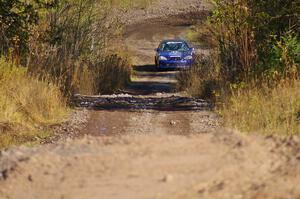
[{"left": 155, "top": 58, "right": 160, "bottom": 71}]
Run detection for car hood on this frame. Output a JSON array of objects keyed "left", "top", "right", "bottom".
[{"left": 158, "top": 50, "right": 192, "bottom": 58}]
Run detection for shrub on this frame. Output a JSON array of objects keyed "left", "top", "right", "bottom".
[
  {"left": 179, "top": 0, "right": 300, "bottom": 136},
  {"left": 91, "top": 53, "right": 132, "bottom": 94},
  {"left": 71, "top": 53, "right": 132, "bottom": 95},
  {"left": 177, "top": 54, "right": 222, "bottom": 101},
  {"left": 258, "top": 32, "right": 300, "bottom": 79},
  {"left": 26, "top": 0, "right": 132, "bottom": 97},
  {"left": 183, "top": 0, "right": 300, "bottom": 86}
]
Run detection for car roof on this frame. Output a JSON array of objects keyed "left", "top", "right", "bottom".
[{"left": 160, "top": 39, "right": 187, "bottom": 43}]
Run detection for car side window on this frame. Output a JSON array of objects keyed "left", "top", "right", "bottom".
[
  {"left": 181, "top": 43, "right": 190, "bottom": 51},
  {"left": 159, "top": 42, "right": 166, "bottom": 51}
]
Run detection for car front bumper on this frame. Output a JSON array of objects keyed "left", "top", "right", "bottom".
[{"left": 158, "top": 60, "right": 192, "bottom": 69}]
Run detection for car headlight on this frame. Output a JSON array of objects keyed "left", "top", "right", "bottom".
[
  {"left": 184, "top": 55, "right": 193, "bottom": 60},
  {"left": 159, "top": 56, "right": 168, "bottom": 61}
]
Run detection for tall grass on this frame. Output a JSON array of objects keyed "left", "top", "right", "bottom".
[
  {"left": 221, "top": 81, "right": 300, "bottom": 135},
  {"left": 25, "top": 0, "right": 133, "bottom": 97},
  {"left": 0, "top": 0, "right": 135, "bottom": 149},
  {"left": 29, "top": 49, "right": 132, "bottom": 96},
  {"left": 177, "top": 54, "right": 221, "bottom": 101},
  {"left": 0, "top": 58, "right": 68, "bottom": 148},
  {"left": 72, "top": 53, "right": 132, "bottom": 95}
]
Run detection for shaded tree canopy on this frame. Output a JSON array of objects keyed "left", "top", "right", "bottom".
[{"left": 0, "top": 0, "right": 56, "bottom": 55}]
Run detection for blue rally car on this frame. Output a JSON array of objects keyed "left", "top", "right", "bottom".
[{"left": 155, "top": 39, "right": 194, "bottom": 70}]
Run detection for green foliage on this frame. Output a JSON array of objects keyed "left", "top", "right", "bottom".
[
  {"left": 248, "top": 0, "right": 300, "bottom": 44},
  {"left": 208, "top": 0, "right": 300, "bottom": 82},
  {"left": 258, "top": 32, "right": 300, "bottom": 78},
  {"left": 208, "top": 0, "right": 300, "bottom": 135},
  {"left": 208, "top": 0, "right": 256, "bottom": 82},
  {"left": 179, "top": 0, "right": 300, "bottom": 141},
  {"left": 0, "top": 0, "right": 55, "bottom": 57}
]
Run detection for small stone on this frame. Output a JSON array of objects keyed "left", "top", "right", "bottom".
[
  {"left": 162, "top": 174, "right": 173, "bottom": 183},
  {"left": 44, "top": 171, "right": 49, "bottom": 175},
  {"left": 198, "top": 188, "right": 205, "bottom": 194},
  {"left": 28, "top": 174, "right": 33, "bottom": 182},
  {"left": 0, "top": 172, "right": 4, "bottom": 180},
  {"left": 170, "top": 120, "right": 176, "bottom": 126}
]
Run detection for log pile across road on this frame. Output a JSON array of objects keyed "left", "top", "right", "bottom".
[{"left": 73, "top": 94, "right": 212, "bottom": 111}]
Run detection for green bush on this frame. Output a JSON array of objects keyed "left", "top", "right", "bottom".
[
  {"left": 178, "top": 0, "right": 300, "bottom": 136},
  {"left": 180, "top": 0, "right": 300, "bottom": 95}
]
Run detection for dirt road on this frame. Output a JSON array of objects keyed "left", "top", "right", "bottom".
[{"left": 1, "top": 1, "right": 300, "bottom": 199}]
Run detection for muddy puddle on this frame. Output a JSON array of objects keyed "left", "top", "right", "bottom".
[{"left": 80, "top": 110, "right": 220, "bottom": 136}]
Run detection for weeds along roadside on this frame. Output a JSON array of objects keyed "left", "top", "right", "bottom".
[
  {"left": 1, "top": 0, "right": 139, "bottom": 96},
  {"left": 0, "top": 0, "right": 152, "bottom": 148},
  {"left": 26, "top": 0, "right": 133, "bottom": 97},
  {"left": 178, "top": 0, "right": 300, "bottom": 135},
  {"left": 0, "top": 58, "right": 69, "bottom": 148},
  {"left": 0, "top": 51, "right": 132, "bottom": 148}
]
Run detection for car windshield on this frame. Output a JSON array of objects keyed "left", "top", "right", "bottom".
[{"left": 160, "top": 42, "right": 190, "bottom": 52}]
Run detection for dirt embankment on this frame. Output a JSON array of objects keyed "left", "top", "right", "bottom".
[
  {"left": 1, "top": 1, "right": 300, "bottom": 199},
  {"left": 1, "top": 131, "right": 300, "bottom": 199}
]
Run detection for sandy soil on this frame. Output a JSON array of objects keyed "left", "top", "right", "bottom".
[
  {"left": 1, "top": 132, "right": 300, "bottom": 199},
  {"left": 1, "top": 1, "right": 300, "bottom": 199}
]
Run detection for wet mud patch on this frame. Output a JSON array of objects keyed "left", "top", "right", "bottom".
[{"left": 80, "top": 109, "right": 221, "bottom": 137}]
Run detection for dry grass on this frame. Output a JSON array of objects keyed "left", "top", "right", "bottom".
[
  {"left": 221, "top": 81, "right": 300, "bottom": 135},
  {"left": 186, "top": 23, "right": 217, "bottom": 50},
  {"left": 71, "top": 53, "right": 132, "bottom": 95},
  {"left": 0, "top": 58, "right": 69, "bottom": 148},
  {"left": 176, "top": 54, "right": 221, "bottom": 101}
]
